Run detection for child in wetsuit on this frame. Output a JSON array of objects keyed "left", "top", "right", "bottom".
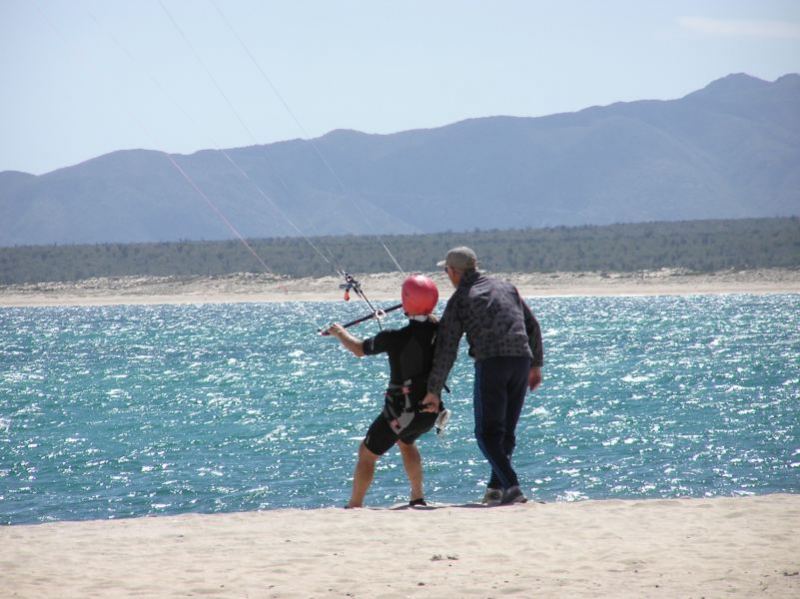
[{"left": 326, "top": 274, "right": 444, "bottom": 508}]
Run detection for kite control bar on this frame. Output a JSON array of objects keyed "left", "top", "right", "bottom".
[{"left": 319, "top": 303, "right": 403, "bottom": 336}]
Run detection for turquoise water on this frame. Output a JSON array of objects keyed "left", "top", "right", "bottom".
[{"left": 1, "top": 294, "right": 798, "bottom": 524}]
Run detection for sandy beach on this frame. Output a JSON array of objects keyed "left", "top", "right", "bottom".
[
  {"left": 1, "top": 268, "right": 799, "bottom": 307},
  {"left": 2, "top": 494, "right": 798, "bottom": 598}
]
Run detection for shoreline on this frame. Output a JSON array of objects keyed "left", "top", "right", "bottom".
[
  {"left": 1, "top": 268, "right": 799, "bottom": 307},
  {"left": 2, "top": 494, "right": 798, "bottom": 597}
]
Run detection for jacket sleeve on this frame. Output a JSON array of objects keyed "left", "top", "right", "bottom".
[
  {"left": 519, "top": 292, "right": 544, "bottom": 367},
  {"left": 426, "top": 295, "right": 464, "bottom": 395}
]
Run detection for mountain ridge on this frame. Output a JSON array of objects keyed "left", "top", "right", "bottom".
[{"left": 2, "top": 73, "right": 798, "bottom": 246}]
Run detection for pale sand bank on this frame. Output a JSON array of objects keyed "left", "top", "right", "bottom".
[
  {"left": 2, "top": 495, "right": 798, "bottom": 598},
  {"left": 1, "top": 268, "right": 799, "bottom": 307}
]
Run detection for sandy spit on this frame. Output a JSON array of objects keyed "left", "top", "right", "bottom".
[
  {"left": 1, "top": 268, "right": 799, "bottom": 307},
  {"left": 2, "top": 494, "right": 799, "bottom": 598}
]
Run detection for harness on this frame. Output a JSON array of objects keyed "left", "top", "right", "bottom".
[
  {"left": 380, "top": 321, "right": 444, "bottom": 435},
  {"left": 383, "top": 380, "right": 417, "bottom": 434}
]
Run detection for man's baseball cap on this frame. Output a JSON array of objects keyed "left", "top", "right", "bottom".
[{"left": 437, "top": 246, "right": 478, "bottom": 271}]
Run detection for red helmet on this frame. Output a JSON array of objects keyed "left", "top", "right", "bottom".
[{"left": 401, "top": 275, "right": 439, "bottom": 316}]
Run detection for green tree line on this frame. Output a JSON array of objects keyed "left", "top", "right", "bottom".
[{"left": 1, "top": 217, "right": 798, "bottom": 285}]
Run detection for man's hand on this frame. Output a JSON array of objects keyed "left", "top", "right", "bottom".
[
  {"left": 528, "top": 366, "right": 542, "bottom": 391},
  {"left": 421, "top": 392, "right": 441, "bottom": 413}
]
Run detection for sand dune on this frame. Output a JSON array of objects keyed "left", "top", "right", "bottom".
[{"left": 3, "top": 494, "right": 799, "bottom": 598}]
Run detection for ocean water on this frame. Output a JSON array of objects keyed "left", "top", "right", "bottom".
[{"left": 1, "top": 294, "right": 798, "bottom": 525}]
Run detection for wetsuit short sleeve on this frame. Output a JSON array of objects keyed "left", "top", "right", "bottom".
[{"left": 363, "top": 329, "right": 403, "bottom": 356}]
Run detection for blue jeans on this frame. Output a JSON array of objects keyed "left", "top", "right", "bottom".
[{"left": 473, "top": 356, "right": 531, "bottom": 490}]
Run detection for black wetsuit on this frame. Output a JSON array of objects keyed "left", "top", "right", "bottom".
[{"left": 361, "top": 318, "right": 441, "bottom": 455}]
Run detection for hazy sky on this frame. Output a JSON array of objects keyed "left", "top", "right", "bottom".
[{"left": 1, "top": 0, "right": 799, "bottom": 174}]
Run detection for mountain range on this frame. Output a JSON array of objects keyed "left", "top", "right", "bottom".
[{"left": 1, "top": 73, "right": 798, "bottom": 247}]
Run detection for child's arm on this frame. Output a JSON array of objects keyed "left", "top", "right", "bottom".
[{"left": 326, "top": 323, "right": 365, "bottom": 357}]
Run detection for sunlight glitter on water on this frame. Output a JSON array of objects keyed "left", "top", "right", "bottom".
[{"left": 1, "top": 294, "right": 798, "bottom": 523}]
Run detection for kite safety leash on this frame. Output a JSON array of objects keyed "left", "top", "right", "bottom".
[{"left": 337, "top": 272, "right": 388, "bottom": 327}]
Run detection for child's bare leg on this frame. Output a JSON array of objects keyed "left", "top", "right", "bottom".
[
  {"left": 348, "top": 442, "right": 379, "bottom": 508},
  {"left": 397, "top": 440, "right": 424, "bottom": 502}
]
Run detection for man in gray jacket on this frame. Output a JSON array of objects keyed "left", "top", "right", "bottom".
[{"left": 422, "top": 246, "right": 543, "bottom": 505}]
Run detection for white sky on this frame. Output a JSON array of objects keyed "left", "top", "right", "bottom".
[{"left": 1, "top": 0, "right": 798, "bottom": 174}]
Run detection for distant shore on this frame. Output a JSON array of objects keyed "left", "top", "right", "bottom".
[{"left": 1, "top": 268, "right": 799, "bottom": 307}]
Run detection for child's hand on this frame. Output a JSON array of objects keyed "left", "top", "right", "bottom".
[{"left": 326, "top": 323, "right": 346, "bottom": 338}]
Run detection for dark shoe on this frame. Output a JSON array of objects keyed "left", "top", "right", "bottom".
[
  {"left": 409, "top": 498, "right": 427, "bottom": 507},
  {"left": 481, "top": 487, "right": 503, "bottom": 506},
  {"left": 500, "top": 485, "right": 528, "bottom": 505}
]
